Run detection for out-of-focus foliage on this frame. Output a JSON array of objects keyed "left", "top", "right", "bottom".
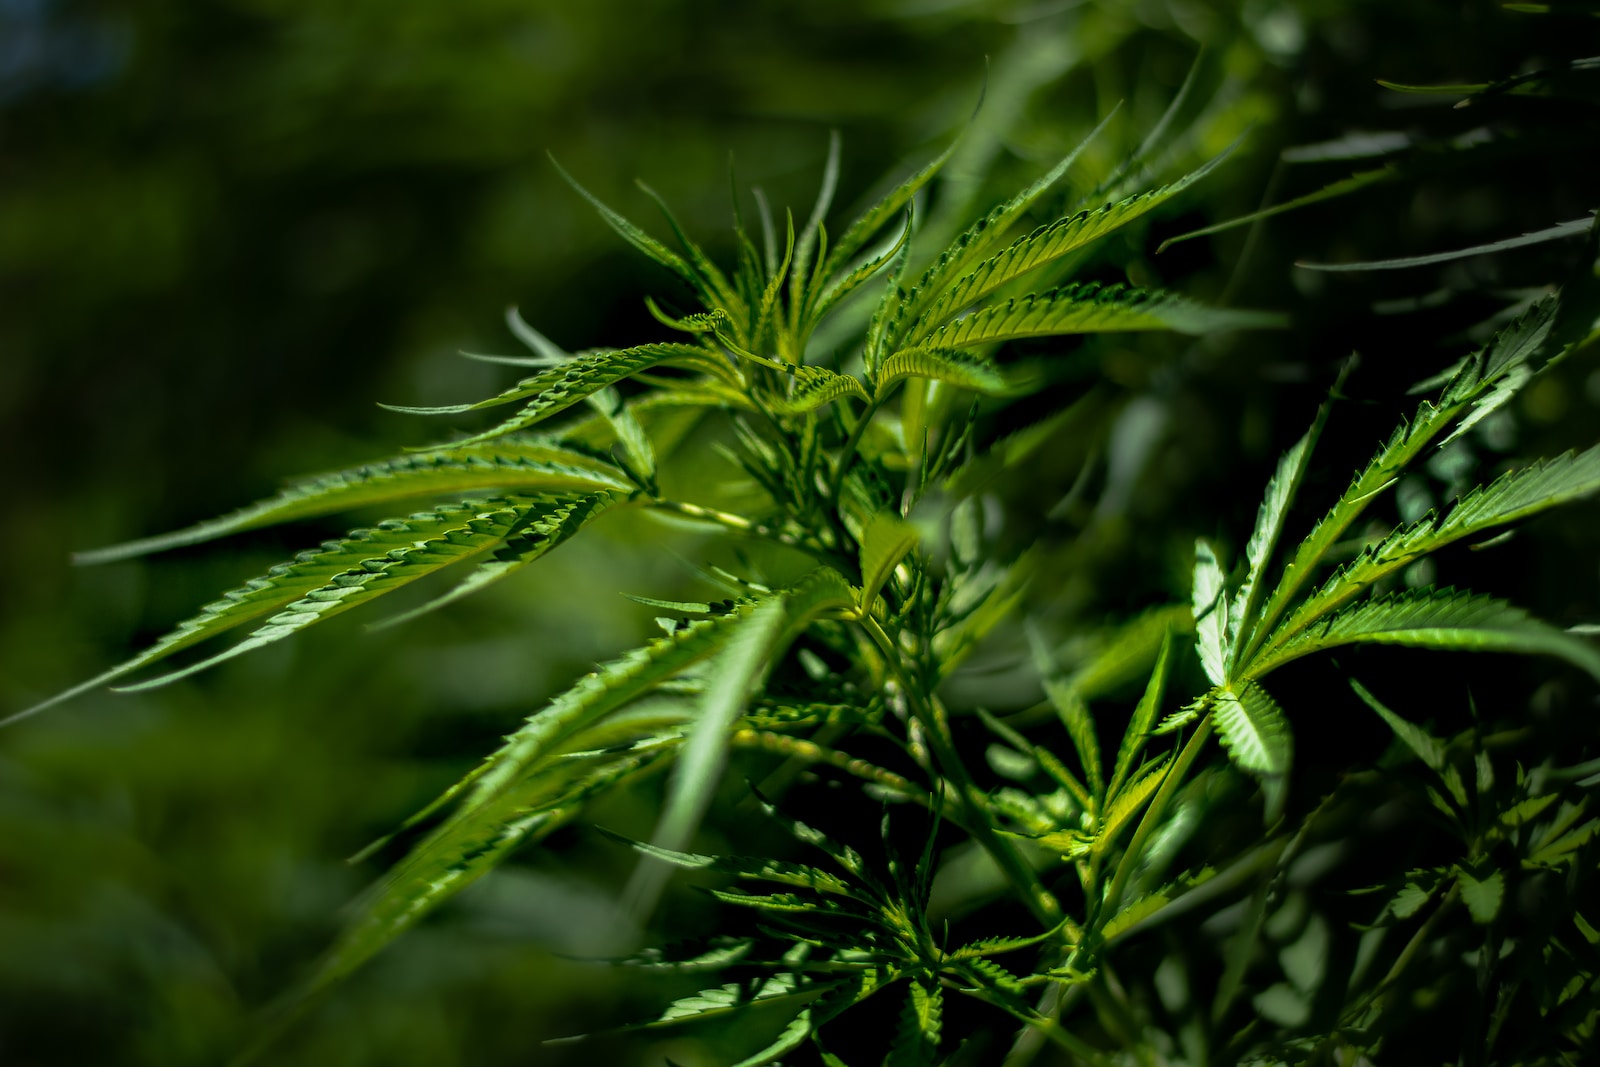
[{"left": 1, "top": 0, "right": 1597, "bottom": 1065}]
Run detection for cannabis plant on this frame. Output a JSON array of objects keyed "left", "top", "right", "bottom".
[{"left": 12, "top": 100, "right": 1600, "bottom": 1063}]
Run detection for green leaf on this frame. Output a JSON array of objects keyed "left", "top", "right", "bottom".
[
  {"left": 1298, "top": 216, "right": 1593, "bottom": 272},
  {"left": 550, "top": 156, "right": 728, "bottom": 313},
  {"left": 770, "top": 365, "right": 870, "bottom": 414},
  {"left": 382, "top": 343, "right": 733, "bottom": 445},
  {"left": 1192, "top": 540, "right": 1229, "bottom": 688},
  {"left": 887, "top": 978, "right": 942, "bottom": 1067},
  {"left": 629, "top": 597, "right": 790, "bottom": 913},
  {"left": 636, "top": 180, "right": 748, "bottom": 324},
  {"left": 729, "top": 974, "right": 879, "bottom": 1067},
  {"left": 907, "top": 141, "right": 1239, "bottom": 339},
  {"left": 925, "top": 283, "right": 1285, "bottom": 350},
  {"left": 890, "top": 106, "right": 1120, "bottom": 347},
  {"left": 1226, "top": 393, "right": 1335, "bottom": 673},
  {"left": 1239, "top": 296, "right": 1565, "bottom": 667},
  {"left": 368, "top": 491, "right": 627, "bottom": 630},
  {"left": 1213, "top": 682, "right": 1292, "bottom": 777},
  {"left": 1095, "top": 757, "right": 1171, "bottom": 856},
  {"left": 822, "top": 137, "right": 958, "bottom": 280},
  {"left": 9, "top": 499, "right": 572, "bottom": 724},
  {"left": 875, "top": 347, "right": 1008, "bottom": 396},
  {"left": 1245, "top": 588, "right": 1600, "bottom": 683},
  {"left": 857, "top": 511, "right": 920, "bottom": 614},
  {"left": 808, "top": 210, "right": 913, "bottom": 328},
  {"left": 1458, "top": 868, "right": 1505, "bottom": 924},
  {"left": 73, "top": 442, "right": 631, "bottom": 565},
  {"left": 1158, "top": 166, "right": 1399, "bottom": 253},
  {"left": 1043, "top": 679, "right": 1103, "bottom": 799},
  {"left": 1108, "top": 628, "right": 1176, "bottom": 800},
  {"left": 302, "top": 610, "right": 755, "bottom": 997},
  {"left": 641, "top": 973, "right": 811, "bottom": 1028},
  {"left": 1348, "top": 679, "right": 1448, "bottom": 772},
  {"left": 1264, "top": 446, "right": 1600, "bottom": 654},
  {"left": 790, "top": 131, "right": 842, "bottom": 323}
]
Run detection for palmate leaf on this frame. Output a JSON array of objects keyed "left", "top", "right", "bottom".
[
  {"left": 1239, "top": 295, "right": 1566, "bottom": 667},
  {"left": 1243, "top": 587, "right": 1600, "bottom": 683},
  {"left": 927, "top": 283, "right": 1284, "bottom": 350},
  {"left": 1257, "top": 445, "right": 1600, "bottom": 655},
  {"left": 383, "top": 343, "right": 736, "bottom": 449},
  {"left": 304, "top": 606, "right": 761, "bottom": 995},
  {"left": 875, "top": 347, "right": 1007, "bottom": 396},
  {"left": 1212, "top": 682, "right": 1292, "bottom": 777},
  {"left": 8, "top": 497, "right": 592, "bottom": 725},
  {"left": 74, "top": 441, "right": 632, "bottom": 565},
  {"left": 905, "top": 140, "right": 1240, "bottom": 340},
  {"left": 883, "top": 107, "right": 1122, "bottom": 354}
]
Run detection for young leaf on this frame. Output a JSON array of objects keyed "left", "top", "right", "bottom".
[
  {"left": 926, "top": 283, "right": 1284, "bottom": 350},
  {"left": 821, "top": 136, "right": 958, "bottom": 279},
  {"left": 857, "top": 512, "right": 919, "bottom": 615},
  {"left": 1108, "top": 628, "right": 1176, "bottom": 800},
  {"left": 1245, "top": 587, "right": 1600, "bottom": 683},
  {"left": 1458, "top": 868, "right": 1505, "bottom": 924},
  {"left": 1094, "top": 756, "right": 1172, "bottom": 856},
  {"left": 888, "top": 978, "right": 943, "bottom": 1067},
  {"left": 1213, "top": 682, "right": 1292, "bottom": 777},
  {"left": 73, "top": 443, "right": 631, "bottom": 565}
]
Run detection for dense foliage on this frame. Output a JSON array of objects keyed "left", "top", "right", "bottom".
[{"left": 4, "top": 1, "right": 1598, "bottom": 1065}]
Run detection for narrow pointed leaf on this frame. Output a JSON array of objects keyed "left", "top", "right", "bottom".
[
  {"left": 1349, "top": 679, "right": 1448, "bottom": 771},
  {"left": 1109, "top": 628, "right": 1176, "bottom": 800},
  {"left": 1298, "top": 216, "right": 1593, "bottom": 272},
  {"left": 1158, "top": 167, "right": 1398, "bottom": 252},
  {"left": 928, "top": 284, "right": 1284, "bottom": 350},
  {"left": 1095, "top": 756, "right": 1172, "bottom": 856},
  {"left": 1245, "top": 588, "right": 1600, "bottom": 683},
  {"left": 75, "top": 444, "right": 630, "bottom": 565},
  {"left": 909, "top": 141, "right": 1239, "bottom": 338},
  {"left": 822, "top": 137, "right": 958, "bottom": 278},
  {"left": 369, "top": 491, "right": 627, "bottom": 630},
  {"left": 1044, "top": 679, "right": 1103, "bottom": 799},
  {"left": 887, "top": 978, "right": 942, "bottom": 1067}
]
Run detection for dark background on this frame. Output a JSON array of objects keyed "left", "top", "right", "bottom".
[{"left": 1, "top": 1, "right": 1596, "bottom": 1063}]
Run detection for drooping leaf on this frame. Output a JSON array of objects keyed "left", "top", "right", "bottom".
[
  {"left": 907, "top": 142, "right": 1240, "bottom": 339},
  {"left": 1213, "top": 682, "right": 1293, "bottom": 777},
  {"left": 629, "top": 597, "right": 790, "bottom": 913},
  {"left": 304, "top": 609, "right": 756, "bottom": 994},
  {"left": 73, "top": 443, "right": 631, "bottom": 565},
  {"left": 1245, "top": 588, "right": 1600, "bottom": 683},
  {"left": 9, "top": 499, "right": 568, "bottom": 724},
  {"left": 926, "top": 283, "right": 1284, "bottom": 350},
  {"left": 369, "top": 491, "right": 628, "bottom": 630}
]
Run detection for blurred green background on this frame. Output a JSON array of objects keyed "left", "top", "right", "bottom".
[{"left": 2, "top": 1, "right": 1596, "bottom": 1064}]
